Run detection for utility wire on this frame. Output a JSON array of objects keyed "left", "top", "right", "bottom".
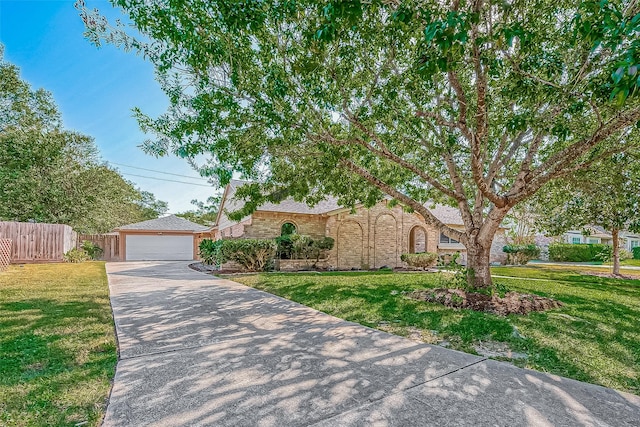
[
  {"left": 121, "top": 172, "right": 214, "bottom": 187},
  {"left": 107, "top": 161, "right": 210, "bottom": 181}
]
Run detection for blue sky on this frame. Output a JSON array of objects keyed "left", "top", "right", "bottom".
[{"left": 0, "top": 0, "right": 218, "bottom": 213}]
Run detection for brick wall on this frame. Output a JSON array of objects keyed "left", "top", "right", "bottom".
[
  {"left": 325, "top": 201, "right": 440, "bottom": 269},
  {"left": 215, "top": 201, "right": 508, "bottom": 270},
  {"left": 242, "top": 211, "right": 327, "bottom": 239}
]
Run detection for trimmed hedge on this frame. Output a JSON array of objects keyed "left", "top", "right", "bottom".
[
  {"left": 548, "top": 243, "right": 612, "bottom": 262},
  {"left": 633, "top": 247, "right": 640, "bottom": 260},
  {"left": 275, "top": 234, "right": 335, "bottom": 261},
  {"left": 502, "top": 244, "right": 540, "bottom": 265},
  {"left": 199, "top": 238, "right": 277, "bottom": 271},
  {"left": 401, "top": 252, "right": 438, "bottom": 269}
]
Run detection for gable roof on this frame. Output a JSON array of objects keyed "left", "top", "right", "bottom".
[
  {"left": 116, "top": 215, "right": 210, "bottom": 232},
  {"left": 216, "top": 180, "right": 465, "bottom": 228}
]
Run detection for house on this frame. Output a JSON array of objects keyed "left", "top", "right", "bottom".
[
  {"left": 116, "top": 215, "right": 209, "bottom": 261},
  {"left": 561, "top": 226, "right": 640, "bottom": 253},
  {"left": 620, "top": 231, "right": 640, "bottom": 252},
  {"left": 210, "top": 180, "right": 508, "bottom": 269},
  {"left": 562, "top": 226, "right": 614, "bottom": 245}
]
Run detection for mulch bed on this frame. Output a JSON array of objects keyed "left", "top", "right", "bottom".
[{"left": 407, "top": 288, "right": 562, "bottom": 316}]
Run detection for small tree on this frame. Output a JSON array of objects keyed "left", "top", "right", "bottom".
[{"left": 535, "top": 153, "right": 640, "bottom": 275}]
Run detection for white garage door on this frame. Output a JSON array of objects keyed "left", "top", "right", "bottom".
[{"left": 126, "top": 235, "right": 194, "bottom": 261}]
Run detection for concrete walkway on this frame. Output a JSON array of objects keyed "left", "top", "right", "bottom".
[{"left": 104, "top": 261, "right": 640, "bottom": 427}]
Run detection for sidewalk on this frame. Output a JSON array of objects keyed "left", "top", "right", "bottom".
[
  {"left": 103, "top": 261, "right": 640, "bottom": 426},
  {"left": 530, "top": 261, "right": 640, "bottom": 270}
]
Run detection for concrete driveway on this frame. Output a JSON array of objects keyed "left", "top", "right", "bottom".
[{"left": 104, "top": 261, "right": 640, "bottom": 426}]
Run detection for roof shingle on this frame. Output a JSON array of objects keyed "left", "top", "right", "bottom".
[
  {"left": 116, "top": 215, "right": 210, "bottom": 232},
  {"left": 217, "top": 180, "right": 465, "bottom": 227}
]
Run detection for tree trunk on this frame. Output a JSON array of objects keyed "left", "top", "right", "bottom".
[
  {"left": 612, "top": 228, "right": 620, "bottom": 276},
  {"left": 465, "top": 240, "right": 493, "bottom": 289}
]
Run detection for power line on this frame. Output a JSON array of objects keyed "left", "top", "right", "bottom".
[
  {"left": 121, "top": 172, "right": 214, "bottom": 187},
  {"left": 107, "top": 161, "right": 210, "bottom": 181}
]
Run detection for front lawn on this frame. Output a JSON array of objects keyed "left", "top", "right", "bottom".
[
  {"left": 228, "top": 267, "right": 639, "bottom": 395},
  {"left": 0, "top": 263, "right": 117, "bottom": 427}
]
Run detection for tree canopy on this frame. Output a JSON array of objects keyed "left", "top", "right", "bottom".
[
  {"left": 78, "top": 0, "right": 640, "bottom": 287},
  {"left": 534, "top": 151, "right": 640, "bottom": 274},
  {"left": 175, "top": 196, "right": 219, "bottom": 226},
  {"left": 0, "top": 51, "right": 168, "bottom": 233}
]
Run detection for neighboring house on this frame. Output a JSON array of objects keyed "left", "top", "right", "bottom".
[
  {"left": 116, "top": 215, "right": 210, "bottom": 261},
  {"left": 210, "top": 180, "right": 508, "bottom": 269},
  {"left": 561, "top": 226, "right": 640, "bottom": 252},
  {"left": 563, "top": 226, "right": 614, "bottom": 245},
  {"left": 620, "top": 231, "right": 640, "bottom": 252}
]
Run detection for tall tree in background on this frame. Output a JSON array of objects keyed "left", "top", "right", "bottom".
[
  {"left": 79, "top": 0, "right": 640, "bottom": 288},
  {"left": 176, "top": 196, "right": 219, "bottom": 226},
  {"left": 0, "top": 51, "right": 168, "bottom": 232},
  {"left": 535, "top": 152, "right": 640, "bottom": 275}
]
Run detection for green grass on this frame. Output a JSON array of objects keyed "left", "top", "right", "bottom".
[
  {"left": 227, "top": 267, "right": 640, "bottom": 395},
  {"left": 0, "top": 263, "right": 117, "bottom": 427},
  {"left": 620, "top": 259, "right": 640, "bottom": 267}
]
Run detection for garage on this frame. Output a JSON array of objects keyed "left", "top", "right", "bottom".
[{"left": 116, "top": 215, "right": 210, "bottom": 261}]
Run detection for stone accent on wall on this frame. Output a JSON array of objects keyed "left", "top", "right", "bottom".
[
  {"left": 374, "top": 213, "right": 398, "bottom": 268},
  {"left": 490, "top": 230, "right": 508, "bottom": 264},
  {"left": 336, "top": 220, "right": 364, "bottom": 269},
  {"left": 242, "top": 211, "right": 327, "bottom": 239}
]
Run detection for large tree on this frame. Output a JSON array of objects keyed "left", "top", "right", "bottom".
[
  {"left": 534, "top": 152, "right": 640, "bottom": 275},
  {"left": 79, "top": 0, "right": 640, "bottom": 288},
  {"left": 176, "top": 196, "right": 219, "bottom": 226},
  {"left": 0, "top": 51, "right": 168, "bottom": 233}
]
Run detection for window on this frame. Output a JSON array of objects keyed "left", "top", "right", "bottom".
[
  {"left": 280, "top": 222, "right": 297, "bottom": 236},
  {"left": 587, "top": 238, "right": 599, "bottom": 244},
  {"left": 571, "top": 237, "right": 581, "bottom": 244},
  {"left": 631, "top": 240, "right": 639, "bottom": 248},
  {"left": 440, "top": 233, "right": 459, "bottom": 244}
]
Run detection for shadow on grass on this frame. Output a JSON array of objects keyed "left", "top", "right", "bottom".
[
  {"left": 233, "top": 271, "right": 640, "bottom": 395},
  {"left": 100, "top": 272, "right": 640, "bottom": 426},
  {"left": 0, "top": 297, "right": 117, "bottom": 426}
]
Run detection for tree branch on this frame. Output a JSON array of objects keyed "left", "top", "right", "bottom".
[{"left": 341, "top": 159, "right": 467, "bottom": 243}]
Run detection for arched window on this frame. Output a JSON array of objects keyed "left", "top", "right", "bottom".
[
  {"left": 409, "top": 226, "right": 427, "bottom": 253},
  {"left": 281, "top": 222, "right": 297, "bottom": 236}
]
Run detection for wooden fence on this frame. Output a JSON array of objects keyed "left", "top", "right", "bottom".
[
  {"left": 0, "top": 222, "right": 77, "bottom": 263},
  {"left": 78, "top": 234, "right": 120, "bottom": 262}
]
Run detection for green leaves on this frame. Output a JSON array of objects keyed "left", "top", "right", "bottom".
[{"left": 0, "top": 55, "right": 168, "bottom": 232}]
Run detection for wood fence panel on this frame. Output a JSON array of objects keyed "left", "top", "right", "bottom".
[
  {"left": 0, "top": 221, "right": 77, "bottom": 263},
  {"left": 78, "top": 234, "right": 120, "bottom": 261}
]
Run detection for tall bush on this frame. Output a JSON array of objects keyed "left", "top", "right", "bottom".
[
  {"left": 548, "top": 244, "right": 612, "bottom": 262},
  {"left": 199, "top": 239, "right": 223, "bottom": 266},
  {"left": 199, "top": 239, "right": 276, "bottom": 271}
]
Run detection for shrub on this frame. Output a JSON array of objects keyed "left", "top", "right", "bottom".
[
  {"left": 220, "top": 239, "right": 276, "bottom": 271},
  {"left": 548, "top": 243, "right": 612, "bottom": 262},
  {"left": 63, "top": 248, "right": 90, "bottom": 263},
  {"left": 81, "top": 240, "right": 103, "bottom": 260},
  {"left": 200, "top": 238, "right": 277, "bottom": 271},
  {"left": 401, "top": 252, "right": 438, "bottom": 269},
  {"left": 502, "top": 244, "right": 541, "bottom": 265},
  {"left": 633, "top": 246, "right": 640, "bottom": 260},
  {"left": 199, "top": 239, "right": 223, "bottom": 266},
  {"left": 279, "top": 234, "right": 334, "bottom": 262},
  {"left": 294, "top": 235, "right": 334, "bottom": 262},
  {"left": 275, "top": 234, "right": 294, "bottom": 259},
  {"left": 619, "top": 249, "right": 633, "bottom": 261}
]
